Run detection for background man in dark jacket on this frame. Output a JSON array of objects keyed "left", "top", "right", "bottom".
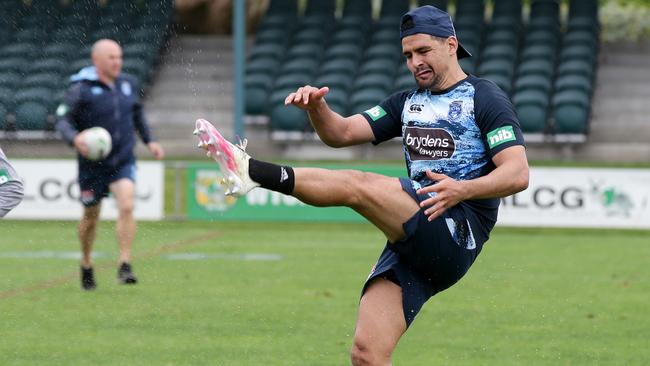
[{"left": 56, "top": 39, "right": 164, "bottom": 291}]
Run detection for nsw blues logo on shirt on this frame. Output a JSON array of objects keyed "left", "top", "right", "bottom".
[{"left": 447, "top": 100, "right": 463, "bottom": 121}]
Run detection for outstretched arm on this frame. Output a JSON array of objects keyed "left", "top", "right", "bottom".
[
  {"left": 284, "top": 85, "right": 374, "bottom": 147},
  {"left": 416, "top": 145, "right": 529, "bottom": 221}
]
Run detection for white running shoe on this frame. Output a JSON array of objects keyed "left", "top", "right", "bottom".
[{"left": 193, "top": 118, "right": 260, "bottom": 196}]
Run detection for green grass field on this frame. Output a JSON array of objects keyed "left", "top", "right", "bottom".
[{"left": 0, "top": 220, "right": 648, "bottom": 365}]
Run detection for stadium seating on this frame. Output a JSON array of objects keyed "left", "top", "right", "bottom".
[
  {"left": 269, "top": 104, "right": 309, "bottom": 132},
  {"left": 320, "top": 58, "right": 358, "bottom": 78},
  {"left": 0, "top": 86, "right": 14, "bottom": 110},
  {"left": 245, "top": 0, "right": 600, "bottom": 139},
  {"left": 325, "top": 43, "right": 364, "bottom": 62},
  {"left": 341, "top": 0, "right": 372, "bottom": 28},
  {"left": 0, "top": 0, "right": 174, "bottom": 133},
  {"left": 0, "top": 104, "right": 6, "bottom": 130},
  {"left": 274, "top": 73, "right": 314, "bottom": 90},
  {"left": 15, "top": 101, "right": 49, "bottom": 130},
  {"left": 322, "top": 88, "right": 349, "bottom": 115},
  {"left": 394, "top": 73, "right": 415, "bottom": 92},
  {"left": 555, "top": 74, "right": 592, "bottom": 94},
  {"left": 0, "top": 73, "right": 21, "bottom": 89},
  {"left": 513, "top": 90, "right": 549, "bottom": 133},
  {"left": 376, "top": 0, "right": 410, "bottom": 28},
  {"left": 515, "top": 75, "right": 552, "bottom": 94},
  {"left": 553, "top": 90, "right": 591, "bottom": 133},
  {"left": 419, "top": 0, "right": 448, "bottom": 11}
]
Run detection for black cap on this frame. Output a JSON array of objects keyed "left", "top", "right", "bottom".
[{"left": 400, "top": 5, "right": 472, "bottom": 59}]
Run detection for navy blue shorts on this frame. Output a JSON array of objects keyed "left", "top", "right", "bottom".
[
  {"left": 78, "top": 163, "right": 136, "bottom": 207},
  {"left": 362, "top": 178, "right": 486, "bottom": 327}
]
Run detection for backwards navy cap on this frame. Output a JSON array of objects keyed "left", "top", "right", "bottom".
[{"left": 400, "top": 5, "right": 472, "bottom": 59}]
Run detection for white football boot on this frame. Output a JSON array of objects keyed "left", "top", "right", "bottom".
[{"left": 193, "top": 118, "right": 260, "bottom": 196}]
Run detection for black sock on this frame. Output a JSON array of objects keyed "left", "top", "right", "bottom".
[{"left": 248, "top": 159, "right": 295, "bottom": 195}]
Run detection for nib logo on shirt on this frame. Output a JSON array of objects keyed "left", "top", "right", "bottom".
[
  {"left": 364, "top": 106, "right": 387, "bottom": 121},
  {"left": 487, "top": 126, "right": 516, "bottom": 149}
]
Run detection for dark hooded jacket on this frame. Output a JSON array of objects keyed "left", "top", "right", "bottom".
[{"left": 55, "top": 66, "right": 154, "bottom": 171}]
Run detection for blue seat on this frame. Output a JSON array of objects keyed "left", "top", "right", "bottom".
[
  {"left": 341, "top": 0, "right": 372, "bottom": 24},
  {"left": 482, "top": 74, "right": 512, "bottom": 93},
  {"left": 0, "top": 72, "right": 20, "bottom": 89},
  {"left": 279, "top": 58, "right": 320, "bottom": 76},
  {"left": 315, "top": 73, "right": 353, "bottom": 92},
  {"left": 513, "top": 89, "right": 549, "bottom": 133},
  {"left": 274, "top": 73, "right": 313, "bottom": 90},
  {"left": 23, "top": 73, "right": 66, "bottom": 90},
  {"left": 0, "top": 103, "right": 7, "bottom": 130},
  {"left": 514, "top": 74, "right": 552, "bottom": 94},
  {"left": 270, "top": 104, "right": 309, "bottom": 131},
  {"left": 353, "top": 74, "right": 393, "bottom": 92},
  {"left": 247, "top": 57, "right": 281, "bottom": 75},
  {"left": 15, "top": 101, "right": 49, "bottom": 130},
  {"left": 319, "top": 58, "right": 358, "bottom": 77},
  {"left": 554, "top": 74, "right": 592, "bottom": 94},
  {"left": 517, "top": 59, "right": 554, "bottom": 78},
  {"left": 245, "top": 87, "right": 269, "bottom": 115},
  {"left": 553, "top": 90, "right": 590, "bottom": 134}
]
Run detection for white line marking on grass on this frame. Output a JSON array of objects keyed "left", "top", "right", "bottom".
[
  {"left": 0, "top": 251, "right": 282, "bottom": 261},
  {"left": 0, "top": 231, "right": 223, "bottom": 300},
  {"left": 164, "top": 253, "right": 283, "bottom": 261},
  {"left": 0, "top": 251, "right": 108, "bottom": 259}
]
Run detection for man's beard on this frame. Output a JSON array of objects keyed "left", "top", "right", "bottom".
[{"left": 414, "top": 67, "right": 443, "bottom": 90}]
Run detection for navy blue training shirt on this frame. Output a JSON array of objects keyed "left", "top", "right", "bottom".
[
  {"left": 55, "top": 66, "right": 154, "bottom": 171},
  {"left": 361, "top": 75, "right": 525, "bottom": 235}
]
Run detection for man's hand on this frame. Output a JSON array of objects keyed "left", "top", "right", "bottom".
[
  {"left": 284, "top": 85, "right": 329, "bottom": 111},
  {"left": 73, "top": 132, "right": 89, "bottom": 158},
  {"left": 416, "top": 171, "right": 469, "bottom": 221},
  {"left": 148, "top": 141, "right": 164, "bottom": 160}
]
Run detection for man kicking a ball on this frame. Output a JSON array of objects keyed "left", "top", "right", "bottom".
[{"left": 195, "top": 6, "right": 529, "bottom": 366}]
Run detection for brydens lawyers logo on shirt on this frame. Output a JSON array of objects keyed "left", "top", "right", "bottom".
[{"left": 404, "top": 126, "right": 456, "bottom": 160}]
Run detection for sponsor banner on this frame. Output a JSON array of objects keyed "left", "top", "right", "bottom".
[
  {"left": 499, "top": 167, "right": 650, "bottom": 228},
  {"left": 6, "top": 159, "right": 164, "bottom": 220},
  {"left": 186, "top": 163, "right": 406, "bottom": 221},
  {"left": 188, "top": 164, "right": 650, "bottom": 229}
]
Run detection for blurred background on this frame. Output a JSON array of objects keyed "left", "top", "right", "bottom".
[
  {"left": 1, "top": 2, "right": 649, "bottom": 365},
  {"left": 0, "top": 0, "right": 649, "bottom": 159},
  {"left": 1, "top": 0, "right": 649, "bottom": 221},
  {"left": 0, "top": 0, "right": 650, "bottom": 217}
]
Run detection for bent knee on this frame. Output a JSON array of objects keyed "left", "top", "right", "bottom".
[
  {"left": 118, "top": 203, "right": 135, "bottom": 216},
  {"left": 82, "top": 204, "right": 101, "bottom": 221},
  {"left": 115, "top": 197, "right": 135, "bottom": 216},
  {"left": 341, "top": 170, "right": 378, "bottom": 208},
  {"left": 350, "top": 338, "right": 391, "bottom": 366}
]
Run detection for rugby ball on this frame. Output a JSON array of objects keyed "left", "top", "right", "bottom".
[{"left": 82, "top": 127, "right": 112, "bottom": 161}]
